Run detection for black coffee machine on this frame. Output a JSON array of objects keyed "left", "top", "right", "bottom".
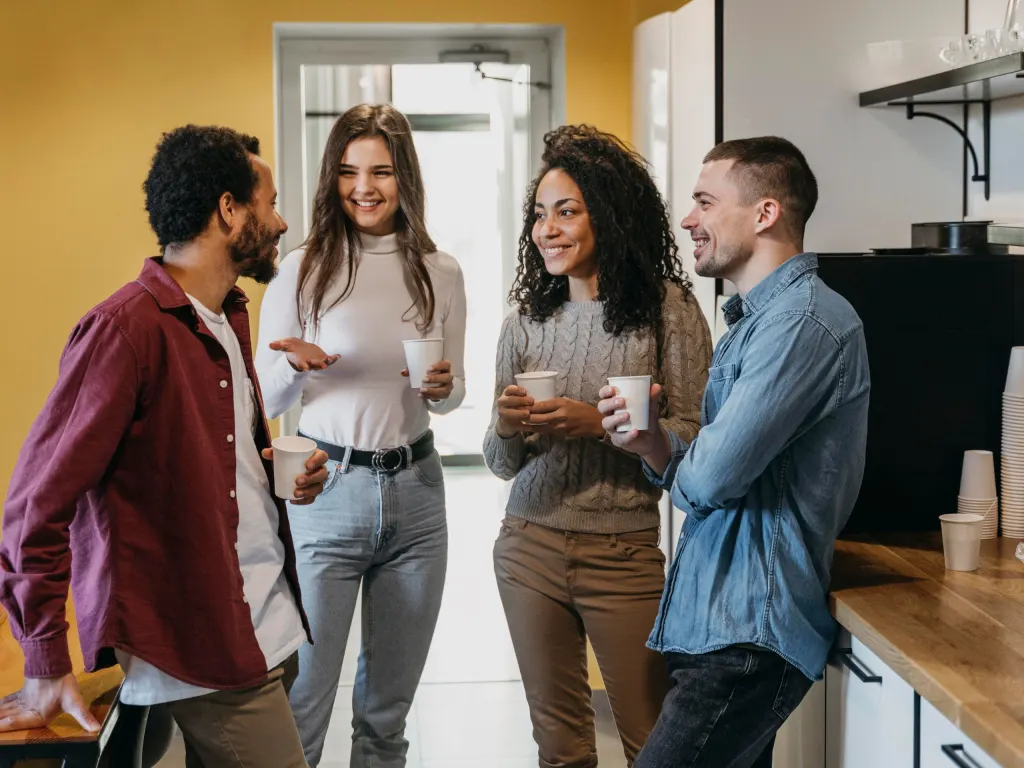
[{"left": 817, "top": 222, "right": 1024, "bottom": 535}]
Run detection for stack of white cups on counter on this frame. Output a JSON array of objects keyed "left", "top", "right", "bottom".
[
  {"left": 958, "top": 450, "right": 998, "bottom": 539},
  {"left": 1001, "top": 347, "right": 1024, "bottom": 538}
]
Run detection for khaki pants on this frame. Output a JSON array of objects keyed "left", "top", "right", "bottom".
[
  {"left": 164, "top": 653, "right": 307, "bottom": 768},
  {"left": 493, "top": 516, "right": 669, "bottom": 768}
]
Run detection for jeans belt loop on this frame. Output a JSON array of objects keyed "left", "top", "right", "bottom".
[{"left": 340, "top": 445, "right": 353, "bottom": 474}]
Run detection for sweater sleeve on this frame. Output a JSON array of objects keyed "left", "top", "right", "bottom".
[
  {"left": 658, "top": 287, "right": 712, "bottom": 444},
  {"left": 255, "top": 250, "right": 311, "bottom": 419},
  {"left": 482, "top": 311, "right": 528, "bottom": 480},
  {"left": 427, "top": 259, "right": 467, "bottom": 415}
]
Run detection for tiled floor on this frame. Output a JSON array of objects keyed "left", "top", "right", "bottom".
[{"left": 156, "top": 467, "right": 628, "bottom": 767}]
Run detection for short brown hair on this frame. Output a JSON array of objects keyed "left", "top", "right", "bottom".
[{"left": 704, "top": 136, "right": 818, "bottom": 244}]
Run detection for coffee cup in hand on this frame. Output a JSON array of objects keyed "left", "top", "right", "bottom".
[
  {"left": 514, "top": 371, "right": 558, "bottom": 402},
  {"left": 608, "top": 375, "right": 652, "bottom": 432},
  {"left": 403, "top": 338, "right": 444, "bottom": 389},
  {"left": 272, "top": 436, "right": 317, "bottom": 500}
]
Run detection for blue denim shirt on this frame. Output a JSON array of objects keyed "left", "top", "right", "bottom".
[{"left": 644, "top": 253, "right": 870, "bottom": 680}]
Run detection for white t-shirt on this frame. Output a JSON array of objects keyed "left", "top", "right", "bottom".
[
  {"left": 115, "top": 296, "right": 306, "bottom": 706},
  {"left": 255, "top": 232, "right": 467, "bottom": 450}
]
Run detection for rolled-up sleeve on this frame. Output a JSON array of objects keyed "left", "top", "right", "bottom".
[{"left": 0, "top": 312, "right": 139, "bottom": 677}]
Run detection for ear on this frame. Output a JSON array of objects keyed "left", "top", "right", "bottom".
[
  {"left": 754, "top": 198, "right": 782, "bottom": 235},
  {"left": 218, "top": 192, "right": 243, "bottom": 230}
]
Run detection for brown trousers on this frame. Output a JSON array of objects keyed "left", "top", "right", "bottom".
[
  {"left": 494, "top": 516, "right": 670, "bottom": 768},
  {"left": 163, "top": 653, "right": 307, "bottom": 768}
]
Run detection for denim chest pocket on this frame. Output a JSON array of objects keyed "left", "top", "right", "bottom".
[{"left": 705, "top": 363, "right": 738, "bottom": 416}]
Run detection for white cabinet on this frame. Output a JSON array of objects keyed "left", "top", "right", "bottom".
[
  {"left": 825, "top": 631, "right": 915, "bottom": 768},
  {"left": 792, "top": 627, "right": 1010, "bottom": 767},
  {"left": 774, "top": 678, "right": 825, "bottom": 768},
  {"left": 630, "top": 1, "right": 718, "bottom": 331},
  {"left": 920, "top": 697, "right": 1001, "bottom": 768}
]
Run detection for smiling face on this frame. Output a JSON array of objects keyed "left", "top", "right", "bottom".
[
  {"left": 531, "top": 168, "right": 597, "bottom": 280},
  {"left": 680, "top": 159, "right": 758, "bottom": 281},
  {"left": 337, "top": 136, "right": 401, "bottom": 236}
]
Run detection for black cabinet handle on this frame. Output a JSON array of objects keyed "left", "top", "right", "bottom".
[
  {"left": 942, "top": 744, "right": 985, "bottom": 767},
  {"left": 835, "top": 648, "right": 882, "bottom": 684}
]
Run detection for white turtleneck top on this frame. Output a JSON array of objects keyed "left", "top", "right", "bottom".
[{"left": 255, "top": 233, "right": 467, "bottom": 451}]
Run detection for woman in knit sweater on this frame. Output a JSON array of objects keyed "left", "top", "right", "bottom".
[{"left": 483, "top": 124, "right": 712, "bottom": 767}]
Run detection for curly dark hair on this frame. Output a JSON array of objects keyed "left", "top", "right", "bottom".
[
  {"left": 511, "top": 124, "right": 692, "bottom": 347},
  {"left": 143, "top": 125, "right": 261, "bottom": 249}
]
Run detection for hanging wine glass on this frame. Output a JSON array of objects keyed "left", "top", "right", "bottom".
[{"left": 1005, "top": 0, "right": 1021, "bottom": 29}]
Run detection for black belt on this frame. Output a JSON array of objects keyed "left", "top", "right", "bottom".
[{"left": 298, "top": 430, "right": 435, "bottom": 473}]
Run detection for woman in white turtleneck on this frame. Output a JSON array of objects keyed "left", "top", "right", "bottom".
[{"left": 255, "top": 104, "right": 466, "bottom": 768}]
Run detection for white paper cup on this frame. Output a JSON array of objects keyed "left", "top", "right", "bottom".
[
  {"left": 1007, "top": 347, "right": 1024, "bottom": 395},
  {"left": 515, "top": 371, "right": 558, "bottom": 402},
  {"left": 959, "top": 450, "right": 997, "bottom": 499},
  {"left": 939, "top": 513, "right": 984, "bottom": 571},
  {"left": 608, "top": 375, "right": 653, "bottom": 433},
  {"left": 403, "top": 338, "right": 444, "bottom": 389},
  {"left": 272, "top": 435, "right": 317, "bottom": 501}
]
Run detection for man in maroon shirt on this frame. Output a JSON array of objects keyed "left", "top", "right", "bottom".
[{"left": 0, "top": 125, "right": 335, "bottom": 767}]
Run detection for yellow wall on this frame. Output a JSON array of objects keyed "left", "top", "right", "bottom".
[
  {"left": 0, "top": 0, "right": 635, "bottom": 502},
  {"left": 631, "top": 0, "right": 686, "bottom": 23}
]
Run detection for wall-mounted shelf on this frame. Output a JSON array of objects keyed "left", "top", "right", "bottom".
[
  {"left": 859, "top": 52, "right": 1024, "bottom": 203},
  {"left": 859, "top": 52, "right": 1024, "bottom": 107},
  {"left": 989, "top": 223, "right": 1024, "bottom": 247}
]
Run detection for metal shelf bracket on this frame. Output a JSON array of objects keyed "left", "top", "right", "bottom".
[{"left": 896, "top": 100, "right": 991, "bottom": 201}]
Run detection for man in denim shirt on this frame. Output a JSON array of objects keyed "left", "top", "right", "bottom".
[{"left": 599, "top": 137, "right": 869, "bottom": 767}]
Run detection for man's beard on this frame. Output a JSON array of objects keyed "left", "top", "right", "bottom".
[
  {"left": 230, "top": 213, "right": 279, "bottom": 285},
  {"left": 694, "top": 241, "right": 750, "bottom": 279}
]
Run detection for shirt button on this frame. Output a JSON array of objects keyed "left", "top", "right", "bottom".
[
  {"left": 227, "top": 434, "right": 234, "bottom": 443},
  {"left": 220, "top": 380, "right": 228, "bottom": 389},
  {"left": 230, "top": 490, "right": 236, "bottom": 499}
]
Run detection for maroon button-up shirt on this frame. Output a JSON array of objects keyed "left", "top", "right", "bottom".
[{"left": 0, "top": 258, "right": 310, "bottom": 687}]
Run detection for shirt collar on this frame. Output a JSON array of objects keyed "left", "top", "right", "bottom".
[
  {"left": 722, "top": 252, "right": 818, "bottom": 327},
  {"left": 136, "top": 257, "right": 249, "bottom": 312}
]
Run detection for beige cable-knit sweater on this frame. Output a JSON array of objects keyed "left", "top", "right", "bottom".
[{"left": 483, "top": 282, "right": 712, "bottom": 533}]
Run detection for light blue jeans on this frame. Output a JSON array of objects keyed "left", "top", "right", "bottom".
[{"left": 287, "top": 450, "right": 448, "bottom": 767}]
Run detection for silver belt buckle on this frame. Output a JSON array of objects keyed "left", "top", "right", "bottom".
[{"left": 371, "top": 448, "right": 404, "bottom": 473}]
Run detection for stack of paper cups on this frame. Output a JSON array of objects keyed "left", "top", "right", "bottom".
[
  {"left": 957, "top": 450, "right": 998, "bottom": 539},
  {"left": 1002, "top": 347, "right": 1024, "bottom": 538}
]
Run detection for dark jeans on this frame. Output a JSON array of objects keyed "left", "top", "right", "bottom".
[{"left": 634, "top": 646, "right": 813, "bottom": 768}]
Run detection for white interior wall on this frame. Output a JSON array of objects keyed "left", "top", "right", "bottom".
[
  {"left": 968, "top": 0, "right": 1024, "bottom": 222},
  {"left": 722, "top": 0, "right": 964, "bottom": 251}
]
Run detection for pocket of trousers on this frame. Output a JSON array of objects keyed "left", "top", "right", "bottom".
[
  {"left": 771, "top": 659, "right": 811, "bottom": 721},
  {"left": 497, "top": 515, "right": 528, "bottom": 538},
  {"left": 616, "top": 529, "right": 666, "bottom": 567},
  {"left": 412, "top": 452, "right": 445, "bottom": 488}
]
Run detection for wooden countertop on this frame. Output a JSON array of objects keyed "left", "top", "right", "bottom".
[
  {"left": 0, "top": 602, "right": 123, "bottom": 748},
  {"left": 830, "top": 533, "right": 1024, "bottom": 768}
]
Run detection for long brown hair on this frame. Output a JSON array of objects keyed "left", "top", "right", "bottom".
[{"left": 297, "top": 104, "right": 437, "bottom": 334}]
